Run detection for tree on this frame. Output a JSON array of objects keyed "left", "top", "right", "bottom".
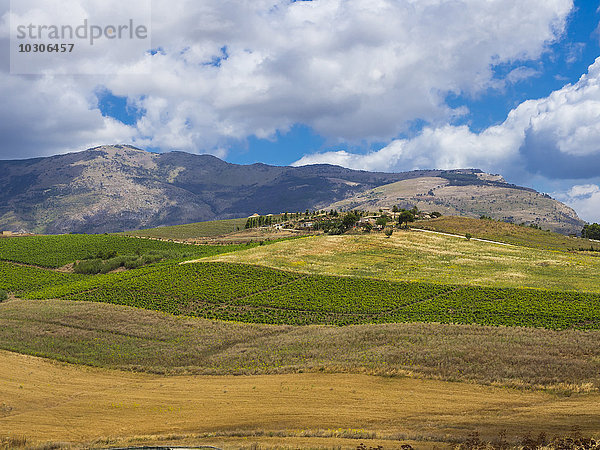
[
  {"left": 0, "top": 290, "right": 7, "bottom": 302},
  {"left": 430, "top": 211, "right": 442, "bottom": 218},
  {"left": 376, "top": 216, "right": 388, "bottom": 227},
  {"left": 392, "top": 205, "right": 399, "bottom": 213},
  {"left": 342, "top": 212, "right": 359, "bottom": 230},
  {"left": 582, "top": 223, "right": 600, "bottom": 240},
  {"left": 384, "top": 228, "right": 393, "bottom": 238},
  {"left": 398, "top": 211, "right": 415, "bottom": 228}
]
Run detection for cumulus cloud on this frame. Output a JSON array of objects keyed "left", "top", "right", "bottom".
[
  {"left": 0, "top": 73, "right": 137, "bottom": 158},
  {"left": 0, "top": 0, "right": 574, "bottom": 158},
  {"left": 294, "top": 56, "right": 600, "bottom": 184},
  {"left": 555, "top": 184, "right": 600, "bottom": 223}
]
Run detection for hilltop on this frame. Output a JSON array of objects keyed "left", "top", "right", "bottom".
[
  {"left": 0, "top": 145, "right": 585, "bottom": 234},
  {"left": 326, "top": 171, "right": 584, "bottom": 235}
]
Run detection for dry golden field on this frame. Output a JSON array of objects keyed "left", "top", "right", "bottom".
[{"left": 2, "top": 350, "right": 600, "bottom": 449}]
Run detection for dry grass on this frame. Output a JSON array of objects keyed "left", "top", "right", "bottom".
[
  {"left": 207, "top": 232, "right": 600, "bottom": 292},
  {"left": 416, "top": 216, "right": 595, "bottom": 252},
  {"left": 1, "top": 349, "right": 600, "bottom": 448},
  {"left": 2, "top": 299, "right": 600, "bottom": 392}
]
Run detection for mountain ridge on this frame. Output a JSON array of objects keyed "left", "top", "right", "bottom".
[{"left": 0, "top": 145, "right": 586, "bottom": 235}]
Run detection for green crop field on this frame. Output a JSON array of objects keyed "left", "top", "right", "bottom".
[
  {"left": 2, "top": 228, "right": 600, "bottom": 332},
  {"left": 19, "top": 261, "right": 600, "bottom": 329},
  {"left": 0, "top": 234, "right": 264, "bottom": 268},
  {"left": 123, "top": 217, "right": 249, "bottom": 240},
  {"left": 0, "top": 261, "right": 84, "bottom": 294}
]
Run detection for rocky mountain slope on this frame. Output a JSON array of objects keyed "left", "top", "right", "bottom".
[
  {"left": 326, "top": 170, "right": 585, "bottom": 235},
  {"left": 0, "top": 145, "right": 585, "bottom": 234}
]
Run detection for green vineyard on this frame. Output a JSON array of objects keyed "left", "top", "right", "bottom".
[
  {"left": 20, "top": 261, "right": 600, "bottom": 329},
  {"left": 0, "top": 261, "right": 84, "bottom": 294},
  {"left": 0, "top": 234, "right": 261, "bottom": 268},
  {"left": 2, "top": 233, "right": 600, "bottom": 330}
]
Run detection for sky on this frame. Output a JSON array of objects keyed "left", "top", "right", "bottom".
[{"left": 1, "top": 0, "right": 600, "bottom": 222}]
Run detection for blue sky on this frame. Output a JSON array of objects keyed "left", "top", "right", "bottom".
[{"left": 2, "top": 0, "right": 600, "bottom": 221}]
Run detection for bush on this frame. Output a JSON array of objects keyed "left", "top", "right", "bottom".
[
  {"left": 465, "top": 233, "right": 472, "bottom": 241},
  {"left": 0, "top": 290, "right": 7, "bottom": 301},
  {"left": 74, "top": 259, "right": 104, "bottom": 274},
  {"left": 384, "top": 228, "right": 393, "bottom": 238}
]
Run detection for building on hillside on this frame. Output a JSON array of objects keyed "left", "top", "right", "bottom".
[{"left": 359, "top": 217, "right": 377, "bottom": 225}]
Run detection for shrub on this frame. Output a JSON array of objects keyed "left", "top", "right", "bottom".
[
  {"left": 0, "top": 290, "right": 7, "bottom": 301},
  {"left": 74, "top": 259, "right": 104, "bottom": 274},
  {"left": 465, "top": 233, "right": 472, "bottom": 241},
  {"left": 384, "top": 228, "right": 393, "bottom": 238}
]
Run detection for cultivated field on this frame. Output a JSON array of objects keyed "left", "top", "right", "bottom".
[
  {"left": 1, "top": 299, "right": 600, "bottom": 391},
  {"left": 123, "top": 217, "right": 249, "bottom": 240},
  {"left": 0, "top": 233, "right": 257, "bottom": 268},
  {"left": 2, "top": 224, "right": 600, "bottom": 448},
  {"left": 2, "top": 349, "right": 600, "bottom": 449},
  {"left": 208, "top": 232, "right": 600, "bottom": 293}
]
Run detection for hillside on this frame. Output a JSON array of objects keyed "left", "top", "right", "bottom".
[
  {"left": 0, "top": 145, "right": 421, "bottom": 234},
  {"left": 0, "top": 145, "right": 586, "bottom": 234},
  {"left": 208, "top": 231, "right": 600, "bottom": 293},
  {"left": 3, "top": 221, "right": 600, "bottom": 447},
  {"left": 414, "top": 216, "right": 598, "bottom": 252},
  {"left": 326, "top": 171, "right": 585, "bottom": 235}
]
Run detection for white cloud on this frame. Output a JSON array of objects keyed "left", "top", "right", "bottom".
[
  {"left": 294, "top": 56, "right": 600, "bottom": 183},
  {"left": 0, "top": 0, "right": 574, "bottom": 157},
  {"left": 555, "top": 184, "right": 600, "bottom": 223},
  {"left": 0, "top": 73, "right": 137, "bottom": 158}
]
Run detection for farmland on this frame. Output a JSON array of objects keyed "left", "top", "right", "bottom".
[
  {"left": 0, "top": 230, "right": 598, "bottom": 330},
  {"left": 2, "top": 299, "right": 600, "bottom": 391},
  {"left": 123, "top": 217, "right": 248, "bottom": 240},
  {"left": 0, "top": 261, "right": 84, "bottom": 294},
  {"left": 11, "top": 260, "right": 599, "bottom": 329},
  {"left": 0, "top": 233, "right": 261, "bottom": 268},
  {"left": 2, "top": 225, "right": 600, "bottom": 447},
  {"left": 209, "top": 232, "right": 600, "bottom": 292},
  {"left": 415, "top": 216, "right": 598, "bottom": 252},
  {"left": 2, "top": 348, "right": 600, "bottom": 449}
]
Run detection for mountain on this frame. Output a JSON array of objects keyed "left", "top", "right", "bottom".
[
  {"left": 0, "top": 145, "right": 586, "bottom": 235},
  {"left": 325, "top": 171, "right": 585, "bottom": 235}
]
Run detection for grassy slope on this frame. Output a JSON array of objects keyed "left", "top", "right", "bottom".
[
  {"left": 1, "top": 299, "right": 599, "bottom": 392},
  {"left": 209, "top": 232, "right": 600, "bottom": 293},
  {"left": 122, "top": 217, "right": 249, "bottom": 240},
  {"left": 415, "top": 216, "right": 596, "bottom": 252}
]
